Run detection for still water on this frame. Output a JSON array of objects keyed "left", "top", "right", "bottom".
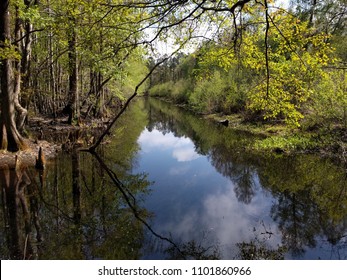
[{"left": 1, "top": 97, "right": 347, "bottom": 259}]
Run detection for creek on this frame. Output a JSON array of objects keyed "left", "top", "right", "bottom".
[{"left": 1, "top": 97, "right": 346, "bottom": 259}]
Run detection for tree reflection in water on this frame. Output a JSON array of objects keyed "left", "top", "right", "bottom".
[
  {"left": 257, "top": 154, "right": 347, "bottom": 259},
  {"left": 144, "top": 98, "right": 347, "bottom": 259},
  {"left": 0, "top": 149, "right": 154, "bottom": 259},
  {"left": 0, "top": 146, "right": 187, "bottom": 259},
  {"left": 164, "top": 224, "right": 287, "bottom": 260},
  {"left": 236, "top": 239, "right": 287, "bottom": 260},
  {"left": 0, "top": 158, "right": 42, "bottom": 259},
  {"left": 1, "top": 98, "right": 347, "bottom": 259}
]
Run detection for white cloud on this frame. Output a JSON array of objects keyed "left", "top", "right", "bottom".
[
  {"left": 138, "top": 129, "right": 201, "bottom": 162},
  {"left": 158, "top": 181, "right": 281, "bottom": 258},
  {"left": 172, "top": 147, "right": 201, "bottom": 162},
  {"left": 138, "top": 129, "right": 180, "bottom": 151},
  {"left": 169, "top": 165, "right": 190, "bottom": 176}
]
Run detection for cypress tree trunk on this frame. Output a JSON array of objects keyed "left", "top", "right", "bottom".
[
  {"left": 14, "top": 6, "right": 28, "bottom": 132},
  {"left": 0, "top": 0, "right": 26, "bottom": 152}
]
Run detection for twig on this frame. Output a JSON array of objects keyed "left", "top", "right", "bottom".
[{"left": 23, "top": 234, "right": 29, "bottom": 260}]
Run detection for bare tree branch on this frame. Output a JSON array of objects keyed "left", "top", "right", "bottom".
[{"left": 90, "top": 151, "right": 185, "bottom": 258}]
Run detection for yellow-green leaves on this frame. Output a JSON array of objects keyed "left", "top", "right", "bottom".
[
  {"left": 173, "top": 5, "right": 336, "bottom": 127},
  {"left": 0, "top": 40, "right": 21, "bottom": 61},
  {"left": 243, "top": 11, "right": 335, "bottom": 126}
]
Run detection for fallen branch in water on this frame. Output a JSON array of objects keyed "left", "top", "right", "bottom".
[
  {"left": 90, "top": 150, "right": 185, "bottom": 258},
  {"left": 80, "top": 48, "right": 183, "bottom": 153},
  {"left": 81, "top": 59, "right": 163, "bottom": 152}
]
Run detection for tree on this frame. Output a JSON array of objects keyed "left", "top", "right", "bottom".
[
  {"left": 145, "top": 1, "right": 337, "bottom": 126},
  {"left": 0, "top": 0, "right": 26, "bottom": 152},
  {"left": 32, "top": 0, "right": 148, "bottom": 124},
  {"left": 1, "top": 0, "right": 344, "bottom": 151},
  {"left": 65, "top": 4, "right": 78, "bottom": 124}
]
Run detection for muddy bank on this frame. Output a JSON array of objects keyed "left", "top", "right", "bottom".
[
  {"left": 0, "top": 140, "right": 61, "bottom": 169},
  {"left": 0, "top": 116, "right": 107, "bottom": 169}
]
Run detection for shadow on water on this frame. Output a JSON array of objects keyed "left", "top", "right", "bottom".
[
  {"left": 0, "top": 155, "right": 287, "bottom": 260},
  {"left": 0, "top": 149, "right": 154, "bottom": 259},
  {"left": 0, "top": 160, "right": 42, "bottom": 259},
  {"left": 1, "top": 97, "right": 347, "bottom": 259}
]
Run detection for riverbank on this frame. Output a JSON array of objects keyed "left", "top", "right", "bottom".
[
  {"left": 0, "top": 115, "right": 107, "bottom": 169},
  {"left": 0, "top": 139, "right": 61, "bottom": 169},
  {"left": 1, "top": 97, "right": 346, "bottom": 169},
  {"left": 205, "top": 113, "right": 347, "bottom": 159},
  {"left": 154, "top": 97, "right": 347, "bottom": 160}
]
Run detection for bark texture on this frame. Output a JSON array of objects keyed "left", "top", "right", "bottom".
[{"left": 0, "top": 0, "right": 26, "bottom": 151}]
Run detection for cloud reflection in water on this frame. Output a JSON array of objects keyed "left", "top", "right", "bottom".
[
  {"left": 137, "top": 128, "right": 281, "bottom": 258},
  {"left": 138, "top": 129, "right": 201, "bottom": 162}
]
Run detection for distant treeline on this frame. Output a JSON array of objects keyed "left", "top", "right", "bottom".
[{"left": 149, "top": 1, "right": 346, "bottom": 129}]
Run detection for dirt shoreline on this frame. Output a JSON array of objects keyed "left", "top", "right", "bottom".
[
  {"left": 0, "top": 140, "right": 61, "bottom": 169},
  {"left": 0, "top": 115, "right": 104, "bottom": 169}
]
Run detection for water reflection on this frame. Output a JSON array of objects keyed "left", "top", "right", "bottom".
[
  {"left": 0, "top": 150, "right": 153, "bottom": 259},
  {"left": 257, "top": 154, "right": 347, "bottom": 259},
  {"left": 0, "top": 161, "right": 40, "bottom": 259},
  {"left": 137, "top": 98, "right": 347, "bottom": 259},
  {"left": 139, "top": 129, "right": 201, "bottom": 162},
  {"left": 1, "top": 97, "right": 347, "bottom": 259}
]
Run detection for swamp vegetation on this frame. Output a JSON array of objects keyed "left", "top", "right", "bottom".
[
  {"left": 1, "top": 98, "right": 347, "bottom": 259},
  {"left": 0, "top": 0, "right": 347, "bottom": 259}
]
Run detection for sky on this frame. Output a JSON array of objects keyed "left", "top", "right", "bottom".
[{"left": 148, "top": 0, "right": 292, "bottom": 57}]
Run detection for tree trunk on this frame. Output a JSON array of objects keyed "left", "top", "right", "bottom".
[
  {"left": 14, "top": 6, "right": 28, "bottom": 132},
  {"left": 66, "top": 16, "right": 78, "bottom": 125},
  {"left": 72, "top": 149, "right": 81, "bottom": 223},
  {"left": 0, "top": 0, "right": 26, "bottom": 152},
  {"left": 308, "top": 0, "right": 317, "bottom": 27},
  {"left": 20, "top": 1, "right": 36, "bottom": 117}
]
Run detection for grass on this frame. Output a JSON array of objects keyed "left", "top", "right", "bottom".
[
  {"left": 253, "top": 133, "right": 316, "bottom": 152},
  {"left": 205, "top": 112, "right": 347, "bottom": 155}
]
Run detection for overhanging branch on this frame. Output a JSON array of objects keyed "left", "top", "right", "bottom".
[{"left": 82, "top": 47, "right": 184, "bottom": 153}]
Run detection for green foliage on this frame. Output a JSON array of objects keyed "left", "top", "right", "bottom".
[
  {"left": 307, "top": 68, "right": 347, "bottom": 127},
  {"left": 121, "top": 55, "right": 150, "bottom": 96},
  {"left": 15, "top": 0, "right": 41, "bottom": 23},
  {"left": 189, "top": 70, "right": 227, "bottom": 113},
  {"left": 149, "top": 81, "right": 175, "bottom": 98},
  {"left": 0, "top": 40, "right": 21, "bottom": 61},
  {"left": 17, "top": 0, "right": 150, "bottom": 118},
  {"left": 149, "top": 79, "right": 191, "bottom": 104},
  {"left": 333, "top": 35, "right": 347, "bottom": 63},
  {"left": 148, "top": 4, "right": 342, "bottom": 130},
  {"left": 1, "top": 0, "right": 345, "bottom": 135},
  {"left": 243, "top": 12, "right": 334, "bottom": 126},
  {"left": 254, "top": 133, "right": 315, "bottom": 152}
]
